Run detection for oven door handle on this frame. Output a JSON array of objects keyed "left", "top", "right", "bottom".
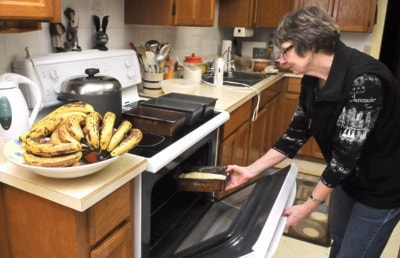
[
  {"left": 264, "top": 182, "right": 296, "bottom": 258},
  {"left": 251, "top": 169, "right": 297, "bottom": 258}
]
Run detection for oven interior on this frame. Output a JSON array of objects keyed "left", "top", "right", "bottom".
[{"left": 145, "top": 156, "right": 285, "bottom": 258}]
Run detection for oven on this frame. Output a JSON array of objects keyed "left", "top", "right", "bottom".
[
  {"left": 12, "top": 49, "right": 298, "bottom": 258},
  {"left": 127, "top": 106, "right": 297, "bottom": 258}
]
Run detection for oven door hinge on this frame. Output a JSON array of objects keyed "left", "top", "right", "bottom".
[{"left": 172, "top": 3, "right": 176, "bottom": 16}]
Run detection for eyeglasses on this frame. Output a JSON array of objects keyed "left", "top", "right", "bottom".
[{"left": 280, "top": 45, "right": 294, "bottom": 58}]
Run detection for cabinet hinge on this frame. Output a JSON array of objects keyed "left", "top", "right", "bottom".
[{"left": 172, "top": 3, "right": 176, "bottom": 16}]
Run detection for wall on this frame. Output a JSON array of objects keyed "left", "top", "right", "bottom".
[{"left": 0, "top": 0, "right": 384, "bottom": 75}]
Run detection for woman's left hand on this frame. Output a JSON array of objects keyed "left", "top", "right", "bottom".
[{"left": 282, "top": 201, "right": 319, "bottom": 228}]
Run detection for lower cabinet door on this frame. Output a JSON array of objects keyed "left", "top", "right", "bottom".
[{"left": 91, "top": 222, "right": 132, "bottom": 258}]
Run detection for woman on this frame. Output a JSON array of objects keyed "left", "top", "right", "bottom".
[{"left": 225, "top": 6, "right": 400, "bottom": 258}]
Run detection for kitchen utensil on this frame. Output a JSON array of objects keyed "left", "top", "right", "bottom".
[
  {"left": 123, "top": 106, "right": 186, "bottom": 136},
  {"left": 58, "top": 68, "right": 123, "bottom": 125},
  {"left": 0, "top": 73, "right": 42, "bottom": 141},
  {"left": 138, "top": 46, "right": 150, "bottom": 72},
  {"left": 159, "top": 93, "right": 217, "bottom": 119},
  {"left": 145, "top": 39, "right": 160, "bottom": 53},
  {"left": 3, "top": 138, "right": 120, "bottom": 178},
  {"left": 146, "top": 51, "right": 157, "bottom": 72},
  {"left": 154, "top": 44, "right": 171, "bottom": 73}
]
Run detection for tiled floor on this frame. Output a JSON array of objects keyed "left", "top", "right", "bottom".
[
  {"left": 273, "top": 159, "right": 400, "bottom": 258},
  {"left": 274, "top": 222, "right": 400, "bottom": 258}
]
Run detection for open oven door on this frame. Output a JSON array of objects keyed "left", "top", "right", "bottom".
[{"left": 153, "top": 163, "right": 298, "bottom": 258}]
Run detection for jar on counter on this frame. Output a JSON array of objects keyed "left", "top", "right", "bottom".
[{"left": 183, "top": 53, "right": 203, "bottom": 83}]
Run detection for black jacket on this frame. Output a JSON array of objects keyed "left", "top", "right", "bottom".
[{"left": 275, "top": 41, "right": 400, "bottom": 209}]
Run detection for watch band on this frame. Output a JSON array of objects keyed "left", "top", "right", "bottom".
[{"left": 309, "top": 195, "right": 324, "bottom": 205}]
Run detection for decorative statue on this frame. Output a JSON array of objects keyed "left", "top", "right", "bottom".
[
  {"left": 93, "top": 15, "right": 109, "bottom": 51},
  {"left": 64, "top": 7, "right": 82, "bottom": 51},
  {"left": 49, "top": 23, "right": 66, "bottom": 52}
]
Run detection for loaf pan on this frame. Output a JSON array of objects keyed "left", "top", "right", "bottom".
[
  {"left": 177, "top": 166, "right": 228, "bottom": 192},
  {"left": 123, "top": 106, "right": 186, "bottom": 136},
  {"left": 159, "top": 93, "right": 217, "bottom": 119},
  {"left": 140, "top": 97, "right": 203, "bottom": 125}
]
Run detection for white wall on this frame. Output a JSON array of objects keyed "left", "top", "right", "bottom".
[{"left": 0, "top": 0, "right": 382, "bottom": 75}]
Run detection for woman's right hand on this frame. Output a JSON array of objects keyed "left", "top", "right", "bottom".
[{"left": 225, "top": 165, "right": 256, "bottom": 191}]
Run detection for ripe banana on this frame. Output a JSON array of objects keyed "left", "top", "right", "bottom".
[
  {"left": 23, "top": 151, "right": 83, "bottom": 167},
  {"left": 19, "top": 131, "right": 30, "bottom": 143},
  {"left": 110, "top": 128, "right": 142, "bottom": 157},
  {"left": 83, "top": 111, "right": 102, "bottom": 149},
  {"left": 58, "top": 123, "right": 81, "bottom": 145},
  {"left": 29, "top": 111, "right": 87, "bottom": 138},
  {"left": 65, "top": 115, "right": 85, "bottom": 141},
  {"left": 50, "top": 126, "right": 63, "bottom": 144},
  {"left": 107, "top": 120, "right": 132, "bottom": 152},
  {"left": 24, "top": 137, "right": 82, "bottom": 157},
  {"left": 99, "top": 112, "right": 116, "bottom": 151},
  {"left": 46, "top": 102, "right": 94, "bottom": 118},
  {"left": 29, "top": 115, "right": 63, "bottom": 138}
]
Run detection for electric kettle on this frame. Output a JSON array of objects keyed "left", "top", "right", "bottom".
[{"left": 0, "top": 73, "right": 42, "bottom": 141}]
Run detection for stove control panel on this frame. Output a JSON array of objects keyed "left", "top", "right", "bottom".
[{"left": 13, "top": 49, "right": 142, "bottom": 109}]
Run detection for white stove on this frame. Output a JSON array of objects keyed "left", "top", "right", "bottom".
[{"left": 12, "top": 49, "right": 142, "bottom": 109}]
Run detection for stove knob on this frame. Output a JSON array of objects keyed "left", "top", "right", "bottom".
[
  {"left": 125, "top": 59, "right": 133, "bottom": 67},
  {"left": 50, "top": 69, "right": 59, "bottom": 80}
]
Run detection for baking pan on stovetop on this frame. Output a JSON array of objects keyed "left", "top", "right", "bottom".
[
  {"left": 158, "top": 93, "right": 218, "bottom": 119},
  {"left": 123, "top": 105, "right": 186, "bottom": 137},
  {"left": 140, "top": 97, "right": 204, "bottom": 125}
]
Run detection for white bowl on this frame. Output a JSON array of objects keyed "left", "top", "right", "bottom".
[
  {"left": 160, "top": 79, "right": 199, "bottom": 94},
  {"left": 3, "top": 138, "right": 121, "bottom": 179}
]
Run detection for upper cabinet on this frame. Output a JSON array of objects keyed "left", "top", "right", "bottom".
[
  {"left": 0, "top": 0, "right": 61, "bottom": 32},
  {"left": 125, "top": 0, "right": 215, "bottom": 26},
  {"left": 295, "top": 0, "right": 377, "bottom": 32},
  {"left": 218, "top": 0, "right": 295, "bottom": 28}
]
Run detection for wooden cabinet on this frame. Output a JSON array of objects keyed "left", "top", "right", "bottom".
[
  {"left": 276, "top": 77, "right": 324, "bottom": 161},
  {"left": 0, "top": 182, "right": 134, "bottom": 258},
  {"left": 218, "top": 100, "right": 252, "bottom": 166},
  {"left": 0, "top": 0, "right": 61, "bottom": 32},
  {"left": 248, "top": 80, "right": 282, "bottom": 163},
  {"left": 294, "top": 0, "right": 377, "bottom": 32},
  {"left": 218, "top": 0, "right": 294, "bottom": 28},
  {"left": 125, "top": 0, "right": 215, "bottom": 26}
]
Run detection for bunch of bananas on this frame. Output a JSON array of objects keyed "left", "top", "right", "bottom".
[{"left": 20, "top": 102, "right": 142, "bottom": 168}]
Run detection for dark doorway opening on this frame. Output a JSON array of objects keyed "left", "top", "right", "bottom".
[{"left": 379, "top": 0, "right": 400, "bottom": 84}]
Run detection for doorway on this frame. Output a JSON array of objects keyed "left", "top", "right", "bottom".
[{"left": 379, "top": 0, "right": 400, "bottom": 83}]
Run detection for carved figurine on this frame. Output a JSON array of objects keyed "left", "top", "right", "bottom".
[
  {"left": 93, "top": 15, "right": 109, "bottom": 51},
  {"left": 64, "top": 7, "right": 82, "bottom": 51},
  {"left": 49, "top": 23, "right": 66, "bottom": 52}
]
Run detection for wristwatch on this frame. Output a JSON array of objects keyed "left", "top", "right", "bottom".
[{"left": 309, "top": 195, "right": 324, "bottom": 205}]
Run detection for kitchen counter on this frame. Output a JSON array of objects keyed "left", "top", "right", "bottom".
[
  {"left": 197, "top": 73, "right": 285, "bottom": 112},
  {"left": 0, "top": 154, "right": 147, "bottom": 211}
]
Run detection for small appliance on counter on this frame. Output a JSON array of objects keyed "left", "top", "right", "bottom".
[{"left": 0, "top": 73, "right": 42, "bottom": 141}]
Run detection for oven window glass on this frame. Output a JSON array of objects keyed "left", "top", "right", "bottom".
[{"left": 175, "top": 183, "right": 255, "bottom": 252}]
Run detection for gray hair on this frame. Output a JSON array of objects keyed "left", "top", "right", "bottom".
[{"left": 273, "top": 6, "right": 340, "bottom": 57}]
